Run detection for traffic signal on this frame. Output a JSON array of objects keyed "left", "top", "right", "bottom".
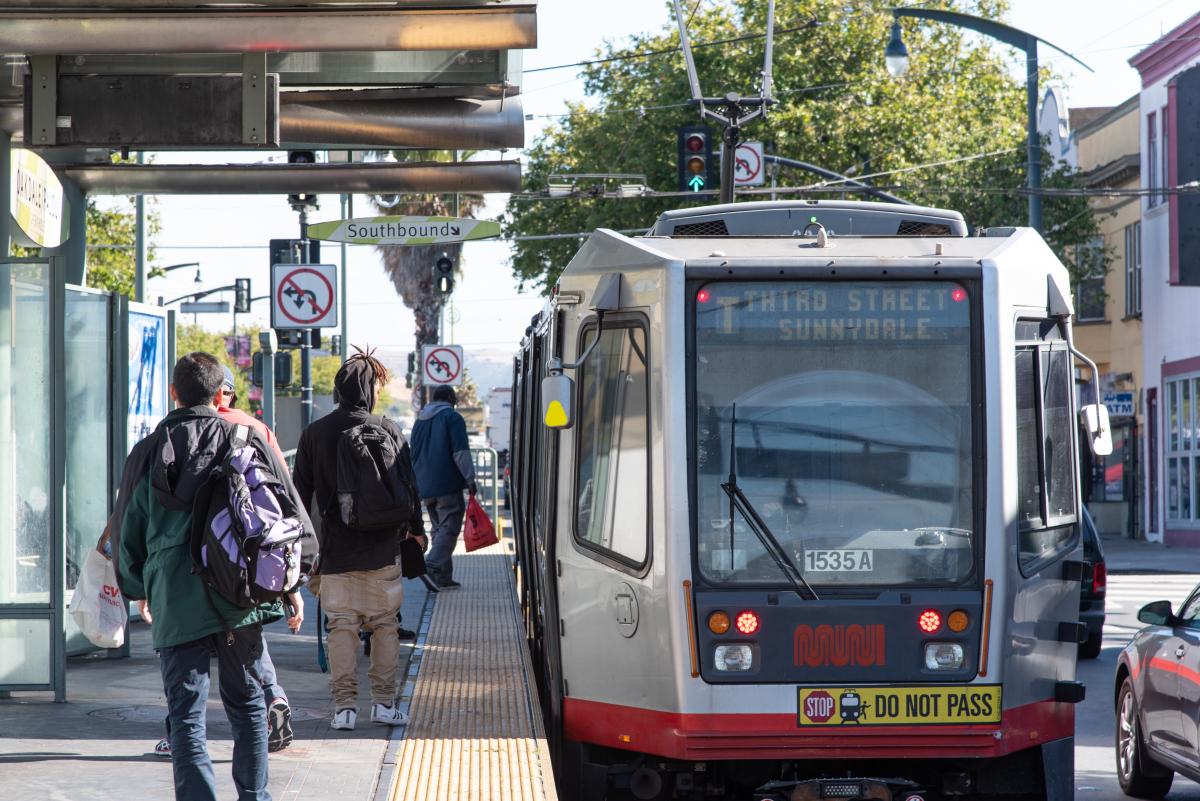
[
  {"left": 275, "top": 329, "right": 321, "bottom": 350},
  {"left": 251, "top": 352, "right": 293, "bottom": 387},
  {"left": 269, "top": 238, "right": 320, "bottom": 267},
  {"left": 287, "top": 150, "right": 319, "bottom": 209},
  {"left": 330, "top": 334, "right": 342, "bottom": 357},
  {"left": 678, "top": 125, "right": 714, "bottom": 193},
  {"left": 234, "top": 278, "right": 251, "bottom": 313},
  {"left": 434, "top": 254, "right": 454, "bottom": 296}
]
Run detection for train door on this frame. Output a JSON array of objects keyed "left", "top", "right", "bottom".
[
  {"left": 1009, "top": 319, "right": 1084, "bottom": 730},
  {"left": 556, "top": 316, "right": 654, "bottom": 710}
]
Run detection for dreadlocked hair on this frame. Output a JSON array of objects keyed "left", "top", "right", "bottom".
[{"left": 344, "top": 345, "right": 391, "bottom": 386}]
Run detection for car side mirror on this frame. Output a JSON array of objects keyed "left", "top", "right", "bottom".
[
  {"left": 1138, "top": 600, "right": 1175, "bottom": 627},
  {"left": 1081, "top": 403, "right": 1113, "bottom": 457},
  {"left": 541, "top": 373, "right": 574, "bottom": 430}
]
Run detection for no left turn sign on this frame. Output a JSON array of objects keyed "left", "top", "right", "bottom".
[
  {"left": 422, "top": 344, "right": 464, "bottom": 387},
  {"left": 271, "top": 263, "right": 338, "bottom": 329}
]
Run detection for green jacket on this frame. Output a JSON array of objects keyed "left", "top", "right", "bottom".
[{"left": 113, "top": 406, "right": 315, "bottom": 650}]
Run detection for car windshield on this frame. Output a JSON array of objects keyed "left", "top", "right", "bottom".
[{"left": 694, "top": 280, "right": 977, "bottom": 588}]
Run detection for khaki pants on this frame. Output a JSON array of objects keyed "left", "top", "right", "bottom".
[{"left": 318, "top": 564, "right": 404, "bottom": 709}]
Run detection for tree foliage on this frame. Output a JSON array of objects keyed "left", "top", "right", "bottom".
[
  {"left": 371, "top": 149, "right": 485, "bottom": 409},
  {"left": 505, "top": 0, "right": 1103, "bottom": 292},
  {"left": 85, "top": 199, "right": 162, "bottom": 297}
]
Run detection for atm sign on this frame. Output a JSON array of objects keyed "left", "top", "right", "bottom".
[{"left": 796, "top": 685, "right": 1002, "bottom": 726}]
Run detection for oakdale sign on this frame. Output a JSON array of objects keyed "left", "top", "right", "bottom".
[
  {"left": 10, "top": 149, "right": 67, "bottom": 248},
  {"left": 305, "top": 215, "right": 501, "bottom": 246}
]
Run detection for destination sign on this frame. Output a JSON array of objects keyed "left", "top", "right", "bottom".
[{"left": 697, "top": 282, "right": 970, "bottom": 343}]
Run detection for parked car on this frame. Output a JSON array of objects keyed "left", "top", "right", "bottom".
[
  {"left": 1079, "top": 507, "right": 1107, "bottom": 659},
  {"left": 1114, "top": 586, "right": 1200, "bottom": 798}
]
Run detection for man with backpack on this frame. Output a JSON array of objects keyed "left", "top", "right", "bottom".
[
  {"left": 410, "top": 385, "right": 477, "bottom": 590},
  {"left": 151, "top": 365, "right": 302, "bottom": 760},
  {"left": 293, "top": 347, "right": 424, "bottom": 731},
  {"left": 111, "top": 352, "right": 316, "bottom": 801}
]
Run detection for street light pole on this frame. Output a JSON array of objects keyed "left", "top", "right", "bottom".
[{"left": 886, "top": 8, "right": 1092, "bottom": 233}]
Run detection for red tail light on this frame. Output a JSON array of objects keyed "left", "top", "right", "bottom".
[
  {"left": 1092, "top": 561, "right": 1107, "bottom": 595},
  {"left": 918, "top": 609, "right": 942, "bottom": 633},
  {"left": 735, "top": 610, "right": 760, "bottom": 635}
]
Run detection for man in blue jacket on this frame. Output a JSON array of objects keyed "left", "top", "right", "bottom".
[{"left": 410, "top": 385, "right": 476, "bottom": 590}]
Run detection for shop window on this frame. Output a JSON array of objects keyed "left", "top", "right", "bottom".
[{"left": 1165, "top": 374, "right": 1200, "bottom": 526}]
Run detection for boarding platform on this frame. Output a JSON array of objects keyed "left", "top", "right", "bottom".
[{"left": 386, "top": 543, "right": 558, "bottom": 801}]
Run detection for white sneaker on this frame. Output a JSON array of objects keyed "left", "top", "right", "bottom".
[
  {"left": 331, "top": 708, "right": 357, "bottom": 731},
  {"left": 369, "top": 703, "right": 408, "bottom": 726}
]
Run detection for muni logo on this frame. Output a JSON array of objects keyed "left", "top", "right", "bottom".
[{"left": 793, "top": 624, "right": 886, "bottom": 668}]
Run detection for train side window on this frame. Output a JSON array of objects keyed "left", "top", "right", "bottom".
[
  {"left": 1015, "top": 321, "right": 1078, "bottom": 573},
  {"left": 574, "top": 322, "right": 650, "bottom": 568}
]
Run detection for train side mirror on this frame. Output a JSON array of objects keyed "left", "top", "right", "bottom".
[
  {"left": 541, "top": 373, "right": 574, "bottom": 430},
  {"left": 1138, "top": 600, "right": 1176, "bottom": 627},
  {"left": 1081, "top": 403, "right": 1113, "bottom": 457}
]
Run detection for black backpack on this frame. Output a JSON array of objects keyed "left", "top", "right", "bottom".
[{"left": 332, "top": 416, "right": 419, "bottom": 532}]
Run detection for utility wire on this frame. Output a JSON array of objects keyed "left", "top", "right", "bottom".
[{"left": 523, "top": 20, "right": 815, "bottom": 74}]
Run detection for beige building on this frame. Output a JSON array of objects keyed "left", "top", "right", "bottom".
[{"left": 1070, "top": 94, "right": 1143, "bottom": 537}]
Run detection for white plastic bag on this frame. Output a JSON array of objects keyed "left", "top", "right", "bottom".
[{"left": 69, "top": 548, "right": 126, "bottom": 649}]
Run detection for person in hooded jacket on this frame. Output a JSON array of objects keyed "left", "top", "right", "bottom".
[
  {"left": 111, "top": 351, "right": 317, "bottom": 801},
  {"left": 410, "top": 385, "right": 477, "bottom": 590},
  {"left": 292, "top": 347, "right": 425, "bottom": 732}
]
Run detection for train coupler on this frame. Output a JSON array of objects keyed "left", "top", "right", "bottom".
[{"left": 754, "top": 778, "right": 924, "bottom": 801}]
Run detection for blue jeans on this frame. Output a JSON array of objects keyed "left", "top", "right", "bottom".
[
  {"left": 424, "top": 493, "right": 466, "bottom": 584},
  {"left": 159, "top": 626, "right": 271, "bottom": 801}
]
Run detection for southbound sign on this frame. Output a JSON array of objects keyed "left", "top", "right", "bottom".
[{"left": 305, "top": 215, "right": 501, "bottom": 246}]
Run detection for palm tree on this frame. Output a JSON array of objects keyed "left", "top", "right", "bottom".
[{"left": 370, "top": 149, "right": 485, "bottom": 408}]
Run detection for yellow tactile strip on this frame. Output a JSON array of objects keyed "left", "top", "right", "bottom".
[{"left": 389, "top": 547, "right": 559, "bottom": 801}]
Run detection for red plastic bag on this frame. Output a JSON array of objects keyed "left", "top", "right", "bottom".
[{"left": 463, "top": 495, "right": 498, "bottom": 552}]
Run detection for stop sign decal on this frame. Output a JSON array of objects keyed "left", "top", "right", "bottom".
[{"left": 804, "top": 690, "right": 836, "bottom": 723}]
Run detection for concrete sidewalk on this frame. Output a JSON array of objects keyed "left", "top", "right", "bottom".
[
  {"left": 0, "top": 579, "right": 430, "bottom": 801},
  {"left": 1101, "top": 532, "right": 1200, "bottom": 574}
]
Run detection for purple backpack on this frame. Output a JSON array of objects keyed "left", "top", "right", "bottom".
[{"left": 191, "top": 425, "right": 304, "bottom": 609}]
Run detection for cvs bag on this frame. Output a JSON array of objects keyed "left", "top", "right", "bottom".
[
  {"left": 334, "top": 416, "right": 419, "bottom": 532},
  {"left": 192, "top": 425, "right": 305, "bottom": 609},
  {"left": 463, "top": 496, "right": 498, "bottom": 552},
  {"left": 69, "top": 548, "right": 126, "bottom": 649}
]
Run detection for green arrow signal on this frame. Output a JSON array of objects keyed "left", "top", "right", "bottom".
[{"left": 688, "top": 175, "right": 705, "bottom": 192}]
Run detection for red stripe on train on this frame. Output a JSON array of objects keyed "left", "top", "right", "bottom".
[{"left": 563, "top": 697, "right": 1074, "bottom": 761}]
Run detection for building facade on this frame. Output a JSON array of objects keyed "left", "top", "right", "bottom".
[
  {"left": 1130, "top": 12, "right": 1200, "bottom": 544},
  {"left": 1069, "top": 95, "right": 1143, "bottom": 539}
]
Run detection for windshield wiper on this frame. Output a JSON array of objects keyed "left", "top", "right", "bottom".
[{"left": 721, "top": 404, "right": 819, "bottom": 601}]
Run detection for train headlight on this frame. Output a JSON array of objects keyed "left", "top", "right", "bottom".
[
  {"left": 924, "top": 642, "right": 965, "bottom": 670},
  {"left": 714, "top": 644, "right": 754, "bottom": 672}
]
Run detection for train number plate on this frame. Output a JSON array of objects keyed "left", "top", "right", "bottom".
[
  {"left": 803, "top": 549, "right": 873, "bottom": 572},
  {"left": 796, "top": 685, "right": 1002, "bottom": 726}
]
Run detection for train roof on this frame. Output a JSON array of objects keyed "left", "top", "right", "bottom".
[{"left": 648, "top": 200, "right": 969, "bottom": 238}]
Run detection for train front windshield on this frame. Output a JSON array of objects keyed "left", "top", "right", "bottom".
[{"left": 693, "top": 280, "right": 976, "bottom": 588}]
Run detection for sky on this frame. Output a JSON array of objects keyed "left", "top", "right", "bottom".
[{"left": 137, "top": 0, "right": 1199, "bottom": 385}]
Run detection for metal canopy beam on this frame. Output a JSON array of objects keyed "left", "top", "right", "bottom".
[
  {"left": 280, "top": 93, "right": 523, "bottom": 149},
  {"left": 59, "top": 159, "right": 520, "bottom": 195},
  {"left": 0, "top": 5, "right": 537, "bottom": 54},
  {"left": 0, "top": 91, "right": 524, "bottom": 148}
]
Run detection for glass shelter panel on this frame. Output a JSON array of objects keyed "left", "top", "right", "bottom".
[
  {"left": 0, "top": 264, "right": 52, "bottom": 605},
  {"left": 65, "top": 290, "right": 110, "bottom": 593}
]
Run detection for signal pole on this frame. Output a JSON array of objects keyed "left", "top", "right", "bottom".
[
  {"left": 296, "top": 206, "right": 313, "bottom": 429},
  {"left": 672, "top": 0, "right": 795, "bottom": 204}
]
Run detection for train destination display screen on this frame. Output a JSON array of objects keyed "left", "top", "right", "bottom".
[
  {"left": 693, "top": 280, "right": 976, "bottom": 589},
  {"left": 699, "top": 284, "right": 967, "bottom": 343}
]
